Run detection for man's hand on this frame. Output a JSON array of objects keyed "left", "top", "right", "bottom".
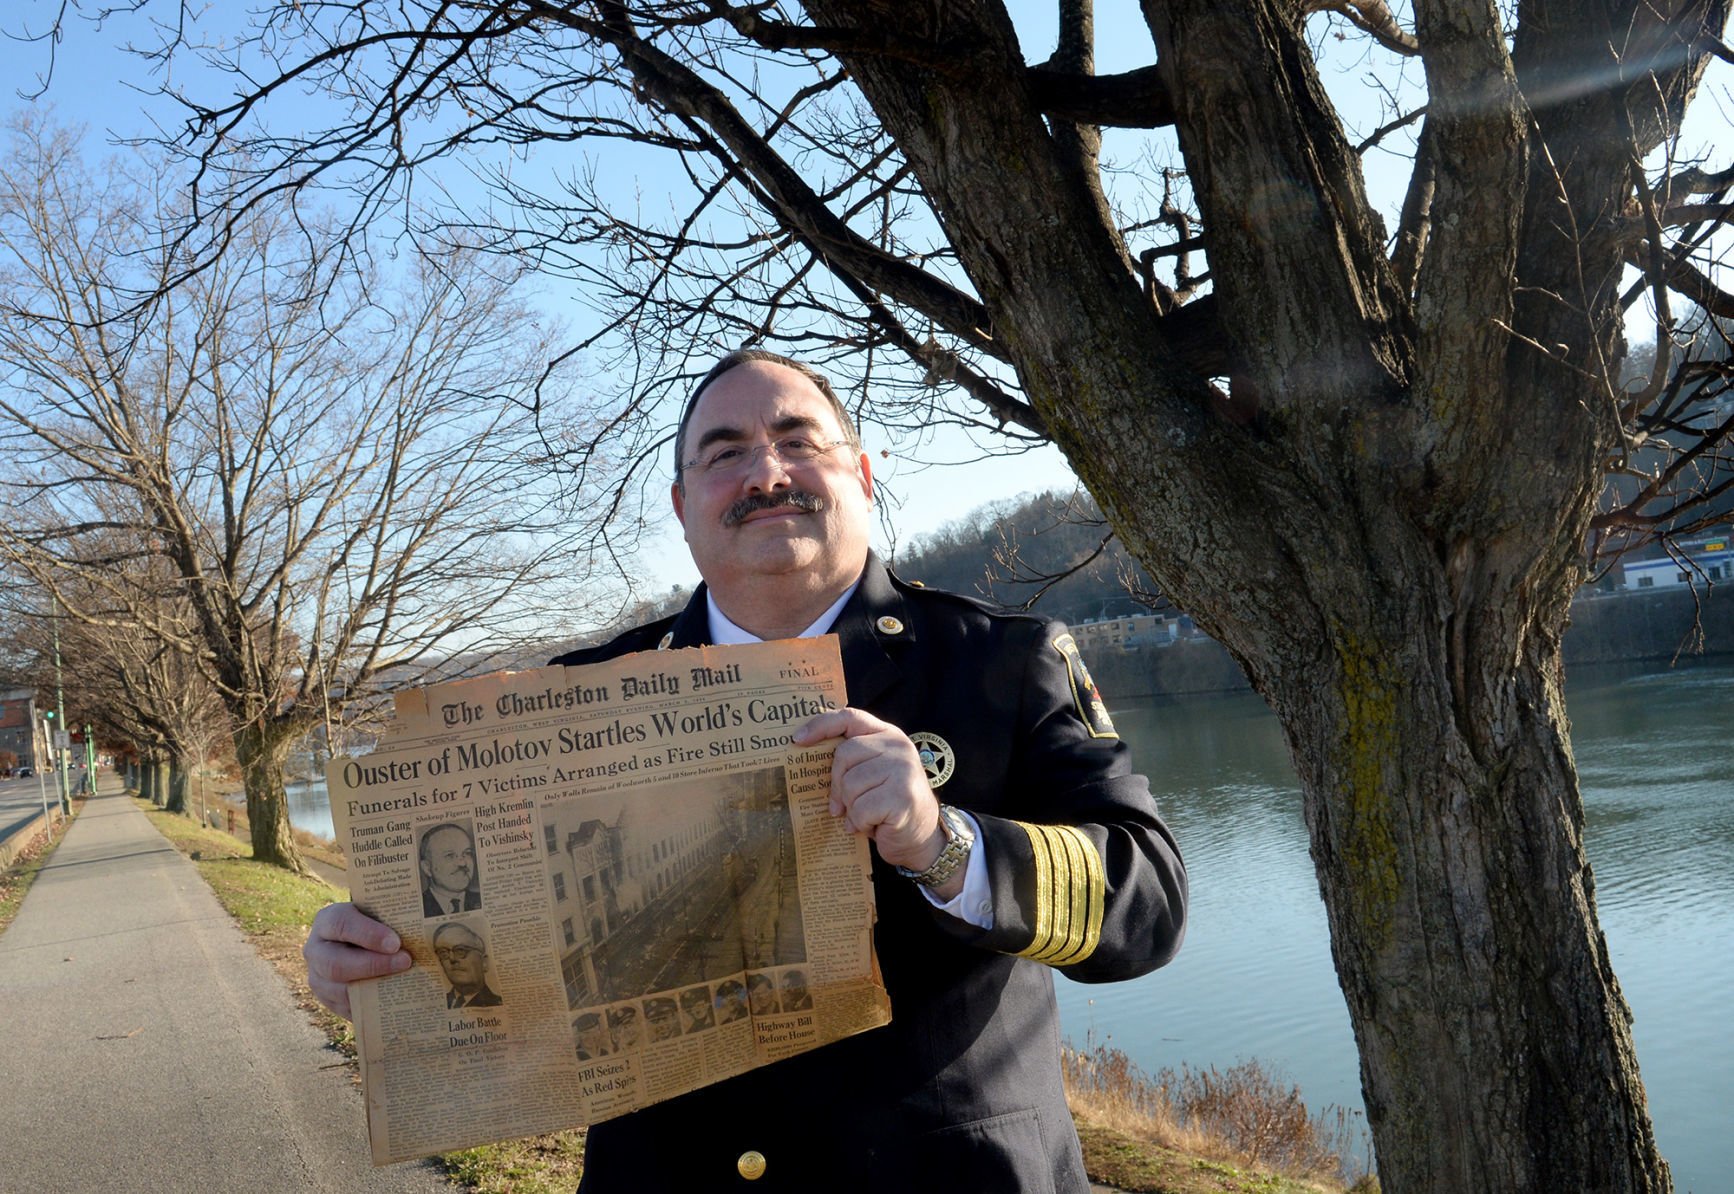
[
  {"left": 793, "top": 707, "right": 960, "bottom": 899},
  {"left": 304, "top": 902, "right": 414, "bottom": 1019}
]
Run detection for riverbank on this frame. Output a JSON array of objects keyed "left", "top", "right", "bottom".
[{"left": 1088, "top": 584, "right": 1734, "bottom": 700}]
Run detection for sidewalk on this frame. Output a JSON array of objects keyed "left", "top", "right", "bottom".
[{"left": 0, "top": 779, "right": 452, "bottom": 1193}]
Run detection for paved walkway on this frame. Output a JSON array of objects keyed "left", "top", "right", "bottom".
[{"left": 0, "top": 779, "right": 451, "bottom": 1193}]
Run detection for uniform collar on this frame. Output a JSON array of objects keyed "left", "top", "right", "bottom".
[{"left": 661, "top": 554, "right": 912, "bottom": 709}]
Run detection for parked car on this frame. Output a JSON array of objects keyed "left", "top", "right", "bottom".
[{"left": 17, "top": 766, "right": 33, "bottom": 778}]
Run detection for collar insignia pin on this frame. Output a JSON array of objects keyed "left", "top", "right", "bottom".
[{"left": 876, "top": 615, "right": 905, "bottom": 635}]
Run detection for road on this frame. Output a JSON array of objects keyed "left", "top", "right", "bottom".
[{"left": 0, "top": 769, "right": 65, "bottom": 852}]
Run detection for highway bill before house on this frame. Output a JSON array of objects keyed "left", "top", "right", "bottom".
[{"left": 325, "top": 637, "right": 891, "bottom": 1164}]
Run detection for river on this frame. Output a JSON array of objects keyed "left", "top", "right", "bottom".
[{"left": 285, "top": 661, "right": 1732, "bottom": 1191}]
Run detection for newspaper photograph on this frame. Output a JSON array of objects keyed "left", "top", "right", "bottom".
[{"left": 324, "top": 637, "right": 892, "bottom": 1164}]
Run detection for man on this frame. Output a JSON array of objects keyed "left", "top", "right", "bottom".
[
  {"left": 745, "top": 971, "right": 777, "bottom": 1017},
  {"left": 644, "top": 996, "right": 682, "bottom": 1042},
  {"left": 419, "top": 822, "right": 481, "bottom": 918},
  {"left": 433, "top": 922, "right": 502, "bottom": 1009},
  {"left": 607, "top": 1004, "right": 643, "bottom": 1052},
  {"left": 680, "top": 985, "right": 716, "bottom": 1033},
  {"left": 713, "top": 978, "right": 749, "bottom": 1025},
  {"left": 776, "top": 969, "right": 812, "bottom": 1013},
  {"left": 304, "top": 349, "right": 1187, "bottom": 1192},
  {"left": 574, "top": 1012, "right": 613, "bottom": 1060}
]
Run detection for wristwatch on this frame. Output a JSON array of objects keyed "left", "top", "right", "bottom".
[{"left": 896, "top": 804, "right": 975, "bottom": 888}]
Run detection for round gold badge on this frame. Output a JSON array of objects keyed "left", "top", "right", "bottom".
[
  {"left": 737, "top": 1150, "right": 767, "bottom": 1180},
  {"left": 876, "top": 615, "right": 905, "bottom": 635},
  {"left": 909, "top": 732, "right": 956, "bottom": 789}
]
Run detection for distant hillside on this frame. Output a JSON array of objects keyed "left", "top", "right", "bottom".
[{"left": 888, "top": 489, "right": 1168, "bottom": 623}]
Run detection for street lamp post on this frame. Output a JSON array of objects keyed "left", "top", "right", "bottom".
[{"left": 52, "top": 600, "right": 70, "bottom": 815}]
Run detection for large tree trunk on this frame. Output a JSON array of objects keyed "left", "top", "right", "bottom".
[
  {"left": 1248, "top": 567, "right": 1665, "bottom": 1190},
  {"left": 233, "top": 721, "right": 308, "bottom": 875},
  {"left": 164, "top": 752, "right": 191, "bottom": 816}
]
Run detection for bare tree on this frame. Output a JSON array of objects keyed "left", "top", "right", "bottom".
[
  {"left": 76, "top": 581, "right": 230, "bottom": 814},
  {"left": 0, "top": 118, "right": 607, "bottom": 874},
  {"left": 22, "top": 1, "right": 1734, "bottom": 1188}
]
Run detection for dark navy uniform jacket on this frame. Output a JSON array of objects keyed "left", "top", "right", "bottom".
[{"left": 553, "top": 557, "right": 1187, "bottom": 1193}]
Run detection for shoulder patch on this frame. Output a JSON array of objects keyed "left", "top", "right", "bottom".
[{"left": 1051, "top": 632, "right": 1117, "bottom": 739}]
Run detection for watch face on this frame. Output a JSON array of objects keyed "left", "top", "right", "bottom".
[{"left": 940, "top": 804, "right": 972, "bottom": 844}]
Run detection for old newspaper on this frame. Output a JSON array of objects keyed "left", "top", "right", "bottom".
[{"left": 325, "top": 637, "right": 891, "bottom": 1164}]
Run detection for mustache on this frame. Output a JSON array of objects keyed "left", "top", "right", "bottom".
[{"left": 723, "top": 491, "right": 825, "bottom": 527}]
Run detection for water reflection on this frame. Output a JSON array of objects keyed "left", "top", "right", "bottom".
[
  {"left": 1063, "top": 662, "right": 1732, "bottom": 1192},
  {"left": 285, "top": 780, "right": 336, "bottom": 840}
]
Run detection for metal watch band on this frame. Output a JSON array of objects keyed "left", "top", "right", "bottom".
[{"left": 896, "top": 804, "right": 974, "bottom": 888}]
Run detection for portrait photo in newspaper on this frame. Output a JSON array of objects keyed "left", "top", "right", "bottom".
[
  {"left": 433, "top": 918, "right": 503, "bottom": 1010},
  {"left": 418, "top": 819, "right": 482, "bottom": 918}
]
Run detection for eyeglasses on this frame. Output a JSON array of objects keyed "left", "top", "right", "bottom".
[
  {"left": 682, "top": 436, "right": 851, "bottom": 478},
  {"left": 435, "top": 946, "right": 481, "bottom": 964}
]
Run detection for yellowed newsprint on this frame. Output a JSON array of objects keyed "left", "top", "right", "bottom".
[{"left": 325, "top": 637, "right": 891, "bottom": 1165}]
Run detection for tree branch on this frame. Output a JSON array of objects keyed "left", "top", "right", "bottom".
[{"left": 1026, "top": 63, "right": 1175, "bottom": 128}]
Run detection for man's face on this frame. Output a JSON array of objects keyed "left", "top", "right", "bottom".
[
  {"left": 611, "top": 1009, "right": 642, "bottom": 1050},
  {"left": 435, "top": 927, "right": 488, "bottom": 993},
  {"left": 646, "top": 999, "right": 681, "bottom": 1040},
  {"left": 421, "top": 825, "right": 475, "bottom": 894},
  {"left": 681, "top": 988, "right": 712, "bottom": 1026},
  {"left": 576, "top": 1017, "right": 610, "bottom": 1055},
  {"left": 716, "top": 982, "right": 747, "bottom": 1021},
  {"left": 748, "top": 976, "right": 776, "bottom": 1015},
  {"left": 671, "top": 361, "right": 873, "bottom": 600}
]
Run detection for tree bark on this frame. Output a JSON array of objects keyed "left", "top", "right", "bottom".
[
  {"left": 1239, "top": 545, "right": 1665, "bottom": 1191},
  {"left": 233, "top": 721, "right": 308, "bottom": 876},
  {"left": 164, "top": 754, "right": 191, "bottom": 816}
]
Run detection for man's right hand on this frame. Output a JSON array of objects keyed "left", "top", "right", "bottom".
[{"left": 304, "top": 902, "right": 414, "bottom": 1019}]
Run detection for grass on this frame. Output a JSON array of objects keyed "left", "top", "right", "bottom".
[
  {"left": 126, "top": 795, "right": 1376, "bottom": 1194},
  {"left": 441, "top": 1134, "right": 588, "bottom": 1194}
]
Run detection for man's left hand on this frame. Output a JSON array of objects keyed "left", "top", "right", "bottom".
[{"left": 793, "top": 707, "right": 955, "bottom": 891}]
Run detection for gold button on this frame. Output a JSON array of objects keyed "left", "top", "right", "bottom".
[
  {"left": 876, "top": 616, "right": 904, "bottom": 635},
  {"left": 657, "top": 632, "right": 674, "bottom": 650},
  {"left": 736, "top": 1150, "right": 767, "bottom": 1180}
]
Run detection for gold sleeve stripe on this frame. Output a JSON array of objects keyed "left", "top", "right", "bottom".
[{"left": 1014, "top": 822, "right": 1105, "bottom": 967}]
